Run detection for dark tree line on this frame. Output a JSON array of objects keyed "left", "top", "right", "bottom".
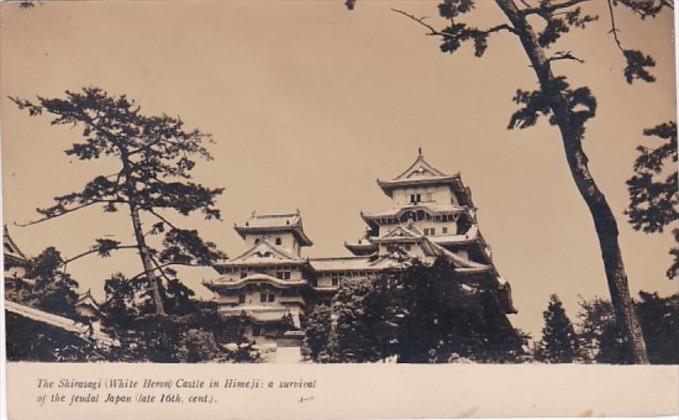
[
  {"left": 536, "top": 292, "right": 679, "bottom": 364},
  {"left": 5, "top": 244, "right": 260, "bottom": 362}
]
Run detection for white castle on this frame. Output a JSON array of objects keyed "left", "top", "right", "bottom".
[{"left": 202, "top": 150, "right": 516, "bottom": 360}]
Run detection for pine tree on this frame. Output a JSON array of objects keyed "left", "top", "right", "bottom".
[
  {"left": 536, "top": 294, "right": 580, "bottom": 363},
  {"left": 10, "top": 87, "right": 225, "bottom": 316}
]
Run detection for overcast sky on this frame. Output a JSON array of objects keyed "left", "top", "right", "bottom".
[{"left": 1, "top": 1, "right": 676, "bottom": 337}]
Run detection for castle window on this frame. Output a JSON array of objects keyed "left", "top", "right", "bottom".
[
  {"left": 239, "top": 294, "right": 246, "bottom": 304},
  {"left": 430, "top": 228, "right": 435, "bottom": 235},
  {"left": 276, "top": 271, "right": 291, "bottom": 280},
  {"left": 331, "top": 274, "right": 342, "bottom": 287},
  {"left": 442, "top": 227, "right": 448, "bottom": 234},
  {"left": 268, "top": 293, "right": 275, "bottom": 303},
  {"left": 260, "top": 293, "right": 266, "bottom": 303},
  {"left": 275, "top": 237, "right": 282, "bottom": 245},
  {"left": 240, "top": 271, "right": 247, "bottom": 279},
  {"left": 253, "top": 326, "right": 261, "bottom": 336}
]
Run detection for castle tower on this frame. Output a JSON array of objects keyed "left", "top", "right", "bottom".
[
  {"left": 203, "top": 211, "right": 313, "bottom": 356},
  {"left": 344, "top": 150, "right": 516, "bottom": 314}
]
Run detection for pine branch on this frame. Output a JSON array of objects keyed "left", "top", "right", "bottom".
[
  {"left": 15, "top": 199, "right": 127, "bottom": 227},
  {"left": 392, "top": 8, "right": 517, "bottom": 36},
  {"left": 146, "top": 208, "right": 180, "bottom": 231},
  {"left": 62, "top": 244, "right": 137, "bottom": 266},
  {"left": 128, "top": 260, "right": 203, "bottom": 282}
]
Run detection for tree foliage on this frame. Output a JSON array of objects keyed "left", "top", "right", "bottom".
[
  {"left": 5, "top": 313, "right": 105, "bottom": 362},
  {"left": 626, "top": 121, "right": 678, "bottom": 279},
  {"left": 303, "top": 304, "right": 333, "bottom": 362},
  {"left": 5, "top": 247, "right": 79, "bottom": 318},
  {"left": 303, "top": 258, "right": 527, "bottom": 363},
  {"left": 101, "top": 299, "right": 260, "bottom": 363}
]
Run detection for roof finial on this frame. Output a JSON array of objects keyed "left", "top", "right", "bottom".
[{"left": 418, "top": 146, "right": 422, "bottom": 157}]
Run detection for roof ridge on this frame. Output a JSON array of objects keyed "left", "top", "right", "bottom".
[
  {"left": 309, "top": 256, "right": 370, "bottom": 261},
  {"left": 391, "top": 152, "right": 449, "bottom": 181},
  {"left": 255, "top": 213, "right": 299, "bottom": 218}
]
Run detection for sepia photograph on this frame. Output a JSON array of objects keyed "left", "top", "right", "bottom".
[{"left": 0, "top": 0, "right": 677, "bottom": 418}]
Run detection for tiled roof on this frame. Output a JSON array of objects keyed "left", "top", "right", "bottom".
[
  {"left": 204, "top": 273, "right": 308, "bottom": 289},
  {"left": 430, "top": 225, "right": 480, "bottom": 244},
  {"left": 391, "top": 150, "right": 449, "bottom": 180},
  {"left": 5, "top": 300, "right": 116, "bottom": 347},
  {"left": 361, "top": 203, "right": 465, "bottom": 220},
  {"left": 234, "top": 211, "right": 313, "bottom": 246},
  {"left": 241, "top": 212, "right": 301, "bottom": 229},
  {"left": 309, "top": 257, "right": 375, "bottom": 271},
  {"left": 3, "top": 225, "right": 28, "bottom": 265}
]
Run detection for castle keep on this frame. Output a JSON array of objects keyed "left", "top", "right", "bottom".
[{"left": 202, "top": 151, "right": 517, "bottom": 359}]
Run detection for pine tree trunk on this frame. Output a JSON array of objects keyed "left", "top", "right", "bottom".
[
  {"left": 129, "top": 203, "right": 166, "bottom": 316},
  {"left": 495, "top": 0, "right": 648, "bottom": 363},
  {"left": 119, "top": 148, "right": 166, "bottom": 317}
]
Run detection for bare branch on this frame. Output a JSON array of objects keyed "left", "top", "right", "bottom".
[
  {"left": 520, "top": 0, "right": 590, "bottom": 15},
  {"left": 146, "top": 208, "right": 180, "bottom": 231},
  {"left": 392, "top": 9, "right": 440, "bottom": 35},
  {"left": 147, "top": 252, "right": 174, "bottom": 285},
  {"left": 606, "top": 0, "right": 625, "bottom": 53},
  {"left": 392, "top": 8, "right": 517, "bottom": 37},
  {"left": 547, "top": 50, "right": 585, "bottom": 64}
]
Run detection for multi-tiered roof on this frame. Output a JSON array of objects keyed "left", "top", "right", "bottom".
[{"left": 344, "top": 150, "right": 515, "bottom": 314}]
